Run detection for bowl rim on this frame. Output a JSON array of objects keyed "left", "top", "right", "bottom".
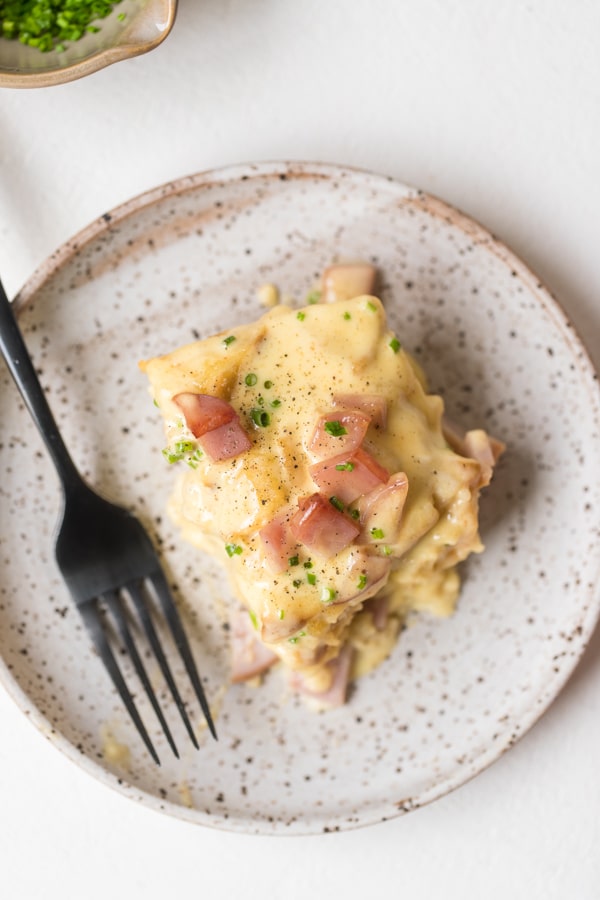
[{"left": 0, "top": 0, "right": 177, "bottom": 88}]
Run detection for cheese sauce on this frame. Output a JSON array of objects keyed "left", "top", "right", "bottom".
[{"left": 142, "top": 295, "right": 493, "bottom": 697}]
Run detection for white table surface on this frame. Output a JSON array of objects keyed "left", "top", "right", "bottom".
[{"left": 1, "top": 2, "right": 600, "bottom": 897}]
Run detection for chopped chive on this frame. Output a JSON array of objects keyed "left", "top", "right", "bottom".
[
  {"left": 162, "top": 440, "right": 197, "bottom": 464},
  {"left": 343, "top": 312, "right": 351, "bottom": 320},
  {"left": 0, "top": 1, "right": 125, "bottom": 51},
  {"left": 335, "top": 461, "right": 355, "bottom": 471},
  {"left": 306, "top": 290, "right": 321, "bottom": 304},
  {"left": 329, "top": 496, "right": 345, "bottom": 512},
  {"left": 349, "top": 508, "right": 360, "bottom": 520},
  {"left": 324, "top": 420, "right": 347, "bottom": 437},
  {"left": 303, "top": 560, "right": 313, "bottom": 569},
  {"left": 248, "top": 610, "right": 258, "bottom": 630},
  {"left": 307, "top": 573, "right": 317, "bottom": 585},
  {"left": 264, "top": 380, "right": 273, "bottom": 389},
  {"left": 370, "top": 527, "right": 385, "bottom": 539},
  {"left": 117, "top": 12, "right": 126, "bottom": 20},
  {"left": 225, "top": 543, "right": 243, "bottom": 557},
  {"left": 366, "top": 301, "right": 377, "bottom": 312},
  {"left": 357, "top": 574, "right": 368, "bottom": 590},
  {"left": 245, "top": 373, "right": 258, "bottom": 386},
  {"left": 250, "top": 408, "right": 271, "bottom": 427},
  {"left": 292, "top": 579, "right": 302, "bottom": 588},
  {"left": 320, "top": 587, "right": 337, "bottom": 604},
  {"left": 288, "top": 632, "right": 301, "bottom": 643},
  {"left": 297, "top": 311, "right": 306, "bottom": 321},
  {"left": 278, "top": 609, "right": 285, "bottom": 620},
  {"left": 223, "top": 335, "right": 236, "bottom": 346},
  {"left": 153, "top": 398, "right": 160, "bottom": 407},
  {"left": 382, "top": 545, "right": 392, "bottom": 556},
  {"left": 288, "top": 555, "right": 300, "bottom": 567},
  {"left": 270, "top": 399, "right": 282, "bottom": 408},
  {"left": 389, "top": 337, "right": 401, "bottom": 353},
  {"left": 186, "top": 446, "right": 204, "bottom": 466}
]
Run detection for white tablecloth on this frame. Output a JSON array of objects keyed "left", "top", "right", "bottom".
[{"left": 1, "top": 2, "right": 599, "bottom": 897}]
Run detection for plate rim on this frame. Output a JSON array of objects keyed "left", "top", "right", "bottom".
[{"left": 3, "top": 159, "right": 600, "bottom": 834}]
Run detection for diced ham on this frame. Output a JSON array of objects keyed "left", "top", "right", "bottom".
[
  {"left": 441, "top": 416, "right": 466, "bottom": 454},
  {"left": 462, "top": 429, "right": 505, "bottom": 488},
  {"left": 261, "top": 608, "right": 306, "bottom": 643},
  {"left": 259, "top": 508, "right": 298, "bottom": 575},
  {"left": 289, "top": 645, "right": 354, "bottom": 708},
  {"left": 309, "top": 446, "right": 389, "bottom": 504},
  {"left": 173, "top": 392, "right": 237, "bottom": 437},
  {"left": 199, "top": 418, "right": 252, "bottom": 461},
  {"left": 289, "top": 493, "right": 360, "bottom": 558},
  {"left": 319, "top": 549, "right": 391, "bottom": 606},
  {"left": 321, "top": 263, "right": 377, "bottom": 303},
  {"left": 442, "top": 417, "right": 504, "bottom": 488},
  {"left": 308, "top": 409, "right": 371, "bottom": 459},
  {"left": 364, "top": 592, "right": 389, "bottom": 630},
  {"left": 230, "top": 609, "right": 278, "bottom": 683},
  {"left": 346, "top": 551, "right": 391, "bottom": 604},
  {"left": 359, "top": 473, "right": 409, "bottom": 545},
  {"left": 332, "top": 394, "right": 387, "bottom": 429},
  {"left": 173, "top": 392, "right": 252, "bottom": 461}
]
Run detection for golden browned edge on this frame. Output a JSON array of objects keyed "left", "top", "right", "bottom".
[{"left": 0, "top": 0, "right": 177, "bottom": 89}]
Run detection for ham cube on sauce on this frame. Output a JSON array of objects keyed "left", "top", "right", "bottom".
[
  {"left": 173, "top": 392, "right": 237, "bottom": 436},
  {"left": 332, "top": 394, "right": 387, "bottom": 430},
  {"left": 309, "top": 446, "right": 389, "bottom": 504},
  {"left": 359, "top": 473, "right": 409, "bottom": 544},
  {"left": 259, "top": 508, "right": 298, "bottom": 575},
  {"left": 308, "top": 409, "right": 371, "bottom": 459},
  {"left": 289, "top": 493, "right": 360, "bottom": 559},
  {"left": 173, "top": 392, "right": 251, "bottom": 461},
  {"left": 199, "top": 419, "right": 252, "bottom": 461}
]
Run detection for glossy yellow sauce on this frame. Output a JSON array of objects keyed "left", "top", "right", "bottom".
[
  {"left": 100, "top": 725, "right": 131, "bottom": 770},
  {"left": 141, "top": 296, "right": 487, "bottom": 693}
]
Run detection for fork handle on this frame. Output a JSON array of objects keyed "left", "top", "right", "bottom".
[{"left": 0, "top": 278, "right": 82, "bottom": 492}]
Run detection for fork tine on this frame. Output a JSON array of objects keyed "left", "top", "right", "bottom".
[
  {"left": 79, "top": 602, "right": 161, "bottom": 765},
  {"left": 102, "top": 590, "right": 180, "bottom": 760},
  {"left": 148, "top": 569, "right": 218, "bottom": 740},
  {"left": 125, "top": 580, "right": 199, "bottom": 751}
]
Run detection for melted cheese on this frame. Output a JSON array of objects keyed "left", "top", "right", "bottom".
[{"left": 141, "top": 295, "right": 489, "bottom": 691}]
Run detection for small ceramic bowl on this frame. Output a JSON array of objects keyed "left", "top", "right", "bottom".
[{"left": 0, "top": 0, "right": 177, "bottom": 88}]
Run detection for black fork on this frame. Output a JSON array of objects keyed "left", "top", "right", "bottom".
[{"left": 0, "top": 278, "right": 217, "bottom": 763}]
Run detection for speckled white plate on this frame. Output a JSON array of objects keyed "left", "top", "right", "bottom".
[{"left": 1, "top": 162, "right": 599, "bottom": 834}]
